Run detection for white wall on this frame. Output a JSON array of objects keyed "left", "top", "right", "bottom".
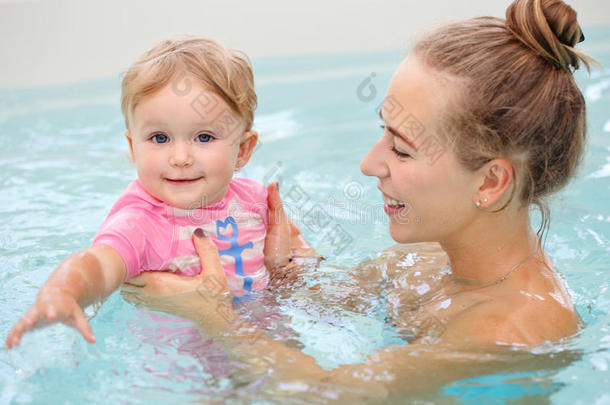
[{"left": 1, "top": 0, "right": 608, "bottom": 88}]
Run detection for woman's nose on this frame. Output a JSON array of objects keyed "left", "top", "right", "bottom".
[
  {"left": 360, "top": 136, "right": 389, "bottom": 179},
  {"left": 169, "top": 141, "right": 194, "bottom": 167}
]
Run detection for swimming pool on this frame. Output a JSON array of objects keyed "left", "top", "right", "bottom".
[{"left": 1, "top": 26, "right": 609, "bottom": 403}]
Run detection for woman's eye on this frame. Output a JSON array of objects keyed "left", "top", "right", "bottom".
[
  {"left": 391, "top": 146, "right": 411, "bottom": 158},
  {"left": 151, "top": 134, "right": 168, "bottom": 144},
  {"left": 197, "top": 134, "right": 212, "bottom": 143}
]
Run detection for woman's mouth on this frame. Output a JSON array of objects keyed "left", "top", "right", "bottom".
[
  {"left": 165, "top": 177, "right": 203, "bottom": 185},
  {"left": 382, "top": 194, "right": 406, "bottom": 215}
]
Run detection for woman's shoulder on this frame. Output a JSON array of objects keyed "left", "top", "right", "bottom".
[{"left": 445, "top": 260, "right": 580, "bottom": 346}]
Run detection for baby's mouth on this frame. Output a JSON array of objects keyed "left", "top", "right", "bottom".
[{"left": 165, "top": 177, "right": 203, "bottom": 185}]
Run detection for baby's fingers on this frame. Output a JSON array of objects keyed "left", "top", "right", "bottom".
[
  {"left": 5, "top": 321, "right": 24, "bottom": 349},
  {"left": 5, "top": 304, "right": 96, "bottom": 349},
  {"left": 5, "top": 307, "right": 42, "bottom": 349},
  {"left": 66, "top": 307, "right": 95, "bottom": 344}
]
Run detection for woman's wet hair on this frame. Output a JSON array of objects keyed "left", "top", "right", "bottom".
[{"left": 412, "top": 0, "right": 597, "bottom": 242}]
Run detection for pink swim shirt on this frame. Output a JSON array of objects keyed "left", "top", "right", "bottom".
[{"left": 92, "top": 177, "right": 269, "bottom": 295}]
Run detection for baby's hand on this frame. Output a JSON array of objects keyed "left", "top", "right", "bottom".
[
  {"left": 5, "top": 287, "right": 95, "bottom": 349},
  {"left": 263, "top": 182, "right": 292, "bottom": 271}
]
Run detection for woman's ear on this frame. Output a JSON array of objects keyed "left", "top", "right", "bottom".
[
  {"left": 473, "top": 158, "right": 515, "bottom": 209},
  {"left": 125, "top": 130, "right": 136, "bottom": 163},
  {"left": 236, "top": 130, "right": 259, "bottom": 169}
]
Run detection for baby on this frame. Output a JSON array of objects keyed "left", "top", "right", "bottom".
[{"left": 5, "top": 37, "right": 290, "bottom": 348}]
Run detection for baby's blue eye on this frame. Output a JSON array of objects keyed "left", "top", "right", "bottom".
[
  {"left": 197, "top": 134, "right": 212, "bottom": 143},
  {"left": 152, "top": 134, "right": 168, "bottom": 144}
]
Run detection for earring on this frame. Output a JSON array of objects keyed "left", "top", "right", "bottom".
[
  {"left": 483, "top": 197, "right": 488, "bottom": 203},
  {"left": 475, "top": 201, "right": 481, "bottom": 207}
]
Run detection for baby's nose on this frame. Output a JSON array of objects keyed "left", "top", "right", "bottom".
[{"left": 169, "top": 142, "right": 194, "bottom": 167}]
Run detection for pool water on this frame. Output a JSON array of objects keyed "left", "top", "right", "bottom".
[{"left": 1, "top": 26, "right": 610, "bottom": 404}]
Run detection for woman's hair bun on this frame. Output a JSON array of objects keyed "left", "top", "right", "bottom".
[{"left": 506, "top": 0, "right": 590, "bottom": 71}]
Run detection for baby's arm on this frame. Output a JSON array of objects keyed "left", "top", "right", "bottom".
[{"left": 5, "top": 245, "right": 126, "bottom": 349}]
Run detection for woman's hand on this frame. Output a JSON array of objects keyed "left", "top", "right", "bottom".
[
  {"left": 263, "top": 182, "right": 292, "bottom": 270},
  {"left": 122, "top": 270, "right": 204, "bottom": 297},
  {"left": 263, "top": 182, "right": 321, "bottom": 286},
  {"left": 121, "top": 230, "right": 234, "bottom": 332}
]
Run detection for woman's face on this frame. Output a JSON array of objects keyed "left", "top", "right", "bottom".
[{"left": 360, "top": 56, "right": 480, "bottom": 244}]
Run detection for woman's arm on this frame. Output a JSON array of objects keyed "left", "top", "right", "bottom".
[
  {"left": 122, "top": 233, "right": 574, "bottom": 400},
  {"left": 5, "top": 245, "right": 126, "bottom": 349}
]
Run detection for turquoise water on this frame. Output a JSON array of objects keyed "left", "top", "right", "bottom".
[{"left": 1, "top": 26, "right": 610, "bottom": 403}]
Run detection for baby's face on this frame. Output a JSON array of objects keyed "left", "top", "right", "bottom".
[{"left": 126, "top": 76, "right": 248, "bottom": 209}]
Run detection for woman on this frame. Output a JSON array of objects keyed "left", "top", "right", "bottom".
[{"left": 121, "top": 0, "right": 595, "bottom": 399}]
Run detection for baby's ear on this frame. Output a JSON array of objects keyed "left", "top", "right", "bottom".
[
  {"left": 124, "top": 130, "right": 136, "bottom": 163},
  {"left": 236, "top": 130, "right": 259, "bottom": 169}
]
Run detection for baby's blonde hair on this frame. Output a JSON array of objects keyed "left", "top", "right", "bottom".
[{"left": 121, "top": 37, "right": 257, "bottom": 131}]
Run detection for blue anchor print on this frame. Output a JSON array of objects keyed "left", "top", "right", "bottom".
[{"left": 216, "top": 216, "right": 254, "bottom": 293}]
